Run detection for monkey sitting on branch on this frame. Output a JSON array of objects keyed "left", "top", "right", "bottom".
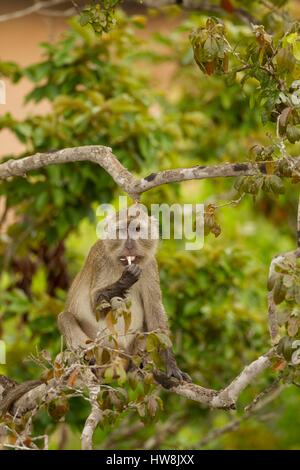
[{"left": 58, "top": 205, "right": 191, "bottom": 384}]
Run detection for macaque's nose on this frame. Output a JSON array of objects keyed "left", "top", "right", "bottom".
[{"left": 123, "top": 238, "right": 135, "bottom": 255}]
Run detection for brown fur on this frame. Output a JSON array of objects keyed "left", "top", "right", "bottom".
[{"left": 58, "top": 208, "right": 190, "bottom": 382}]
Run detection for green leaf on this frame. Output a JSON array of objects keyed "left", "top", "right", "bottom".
[
  {"left": 14, "top": 122, "right": 32, "bottom": 141},
  {"left": 79, "top": 12, "right": 92, "bottom": 27},
  {"left": 293, "top": 41, "right": 300, "bottom": 61},
  {"left": 104, "top": 366, "right": 114, "bottom": 382},
  {"left": 25, "top": 62, "right": 52, "bottom": 82}
]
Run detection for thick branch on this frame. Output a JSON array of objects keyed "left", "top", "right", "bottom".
[
  {"left": 211, "top": 352, "right": 272, "bottom": 407},
  {"left": 135, "top": 159, "right": 297, "bottom": 193},
  {"left": 0, "top": 349, "right": 274, "bottom": 424},
  {"left": 155, "top": 350, "right": 272, "bottom": 410},
  {"left": 0, "top": 146, "right": 139, "bottom": 198},
  {"left": 81, "top": 385, "right": 102, "bottom": 450},
  {"left": 0, "top": 145, "right": 299, "bottom": 199}
]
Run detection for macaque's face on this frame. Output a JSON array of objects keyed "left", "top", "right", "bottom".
[{"left": 102, "top": 207, "right": 159, "bottom": 267}]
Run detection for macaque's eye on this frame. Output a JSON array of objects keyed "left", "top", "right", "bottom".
[{"left": 136, "top": 225, "right": 141, "bottom": 232}]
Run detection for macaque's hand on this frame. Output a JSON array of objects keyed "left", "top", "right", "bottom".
[
  {"left": 118, "top": 264, "right": 141, "bottom": 291},
  {"left": 94, "top": 265, "right": 141, "bottom": 306}
]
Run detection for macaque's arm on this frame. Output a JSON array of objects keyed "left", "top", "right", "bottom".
[{"left": 58, "top": 265, "right": 141, "bottom": 350}]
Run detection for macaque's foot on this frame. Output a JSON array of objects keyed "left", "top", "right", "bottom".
[
  {"left": 166, "top": 364, "right": 192, "bottom": 383},
  {"left": 153, "top": 369, "right": 192, "bottom": 389},
  {"left": 163, "top": 348, "right": 192, "bottom": 383}
]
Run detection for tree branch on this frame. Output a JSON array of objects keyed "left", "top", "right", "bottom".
[
  {"left": 0, "top": 0, "right": 259, "bottom": 24},
  {"left": 140, "top": 0, "right": 257, "bottom": 24},
  {"left": 197, "top": 378, "right": 283, "bottom": 448},
  {"left": 152, "top": 350, "right": 273, "bottom": 410},
  {"left": 135, "top": 159, "right": 298, "bottom": 194},
  {"left": 0, "top": 146, "right": 139, "bottom": 198},
  {"left": 81, "top": 384, "right": 102, "bottom": 450},
  {"left": 211, "top": 352, "right": 272, "bottom": 407},
  {"left": 0, "top": 348, "right": 274, "bottom": 432},
  {"left": 0, "top": 0, "right": 71, "bottom": 23},
  {"left": 0, "top": 145, "right": 299, "bottom": 200}
]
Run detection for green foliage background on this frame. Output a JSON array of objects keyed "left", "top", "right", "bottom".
[{"left": 0, "top": 2, "right": 300, "bottom": 449}]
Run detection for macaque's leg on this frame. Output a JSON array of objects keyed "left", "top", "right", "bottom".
[
  {"left": 129, "top": 328, "right": 191, "bottom": 383},
  {"left": 93, "top": 264, "right": 141, "bottom": 306},
  {"left": 127, "top": 335, "right": 147, "bottom": 372},
  {"left": 58, "top": 311, "right": 92, "bottom": 350},
  {"left": 143, "top": 304, "right": 192, "bottom": 382},
  {"left": 141, "top": 262, "right": 191, "bottom": 383}
]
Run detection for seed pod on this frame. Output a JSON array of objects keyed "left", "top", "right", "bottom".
[
  {"left": 48, "top": 397, "right": 69, "bottom": 422},
  {"left": 287, "top": 316, "right": 300, "bottom": 337},
  {"left": 269, "top": 175, "right": 284, "bottom": 195},
  {"left": 278, "top": 107, "right": 292, "bottom": 136},
  {"left": 276, "top": 46, "right": 296, "bottom": 73},
  {"left": 234, "top": 176, "right": 245, "bottom": 193},
  {"left": 190, "top": 19, "right": 230, "bottom": 76},
  {"left": 286, "top": 125, "right": 300, "bottom": 144},
  {"left": 277, "top": 336, "right": 293, "bottom": 361},
  {"left": 204, "top": 36, "right": 219, "bottom": 60},
  {"left": 267, "top": 273, "right": 277, "bottom": 291},
  {"left": 273, "top": 277, "right": 287, "bottom": 305},
  {"left": 277, "top": 158, "right": 293, "bottom": 177}
]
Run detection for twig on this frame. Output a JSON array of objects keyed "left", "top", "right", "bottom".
[
  {"left": 0, "top": 0, "right": 70, "bottom": 23},
  {"left": 100, "top": 418, "right": 144, "bottom": 449},
  {"left": 197, "top": 376, "right": 284, "bottom": 448},
  {"left": 143, "top": 414, "right": 183, "bottom": 449},
  {"left": 141, "top": 0, "right": 257, "bottom": 24},
  {"left": 297, "top": 194, "right": 300, "bottom": 248}
]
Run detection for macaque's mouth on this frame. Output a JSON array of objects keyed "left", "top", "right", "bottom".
[{"left": 119, "top": 256, "right": 141, "bottom": 266}]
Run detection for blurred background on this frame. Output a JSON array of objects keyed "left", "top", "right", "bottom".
[{"left": 0, "top": 0, "right": 300, "bottom": 450}]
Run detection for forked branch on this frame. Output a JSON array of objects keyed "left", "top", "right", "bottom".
[{"left": 0, "top": 145, "right": 299, "bottom": 200}]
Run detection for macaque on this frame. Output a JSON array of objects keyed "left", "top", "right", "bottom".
[{"left": 58, "top": 205, "right": 190, "bottom": 383}]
